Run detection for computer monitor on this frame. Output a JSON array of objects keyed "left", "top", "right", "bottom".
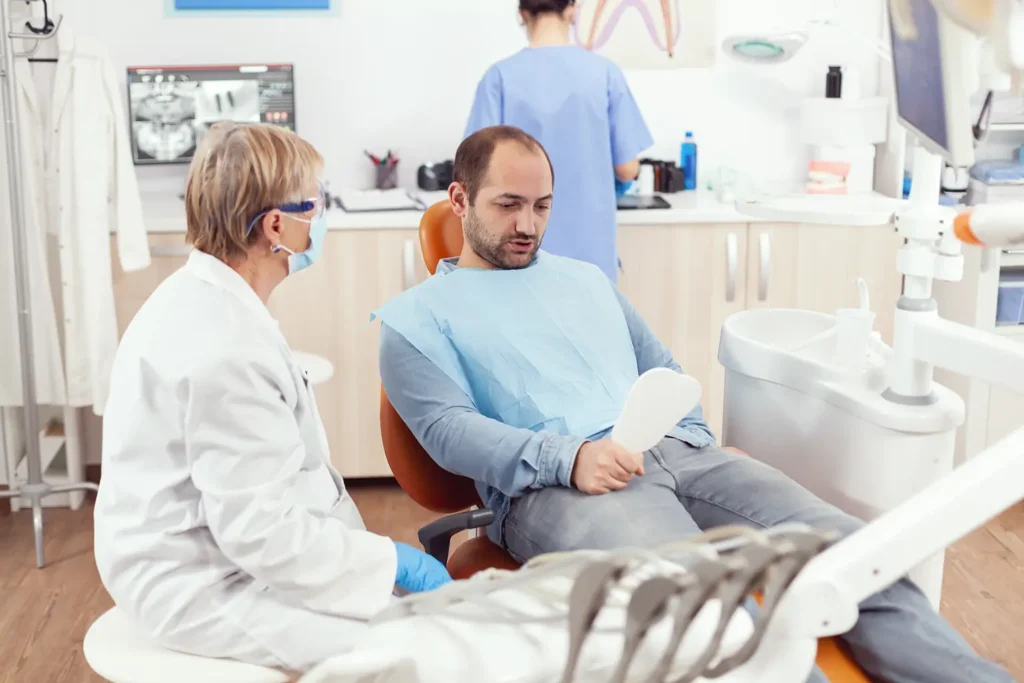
[
  {"left": 888, "top": 0, "right": 976, "bottom": 167},
  {"left": 126, "top": 63, "right": 295, "bottom": 166}
]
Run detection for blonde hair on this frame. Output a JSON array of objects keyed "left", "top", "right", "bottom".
[{"left": 184, "top": 122, "right": 323, "bottom": 261}]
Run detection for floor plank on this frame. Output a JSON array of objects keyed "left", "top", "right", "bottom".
[{"left": 0, "top": 484, "right": 1020, "bottom": 681}]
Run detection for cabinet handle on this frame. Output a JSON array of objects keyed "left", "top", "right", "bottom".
[
  {"left": 1003, "top": 249, "right": 1024, "bottom": 255},
  {"left": 150, "top": 245, "right": 192, "bottom": 256},
  {"left": 726, "top": 232, "right": 737, "bottom": 302},
  {"left": 402, "top": 240, "right": 416, "bottom": 290},
  {"left": 758, "top": 231, "right": 771, "bottom": 302}
]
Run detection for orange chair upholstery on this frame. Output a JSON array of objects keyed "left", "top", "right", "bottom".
[{"left": 376, "top": 200, "right": 867, "bottom": 681}]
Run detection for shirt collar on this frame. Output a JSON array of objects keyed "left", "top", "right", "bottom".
[
  {"left": 184, "top": 249, "right": 283, "bottom": 336},
  {"left": 436, "top": 251, "right": 543, "bottom": 275}
]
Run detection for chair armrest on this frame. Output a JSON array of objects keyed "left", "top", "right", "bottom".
[{"left": 418, "top": 508, "right": 496, "bottom": 564}]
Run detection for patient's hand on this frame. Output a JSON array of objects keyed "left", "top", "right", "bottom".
[{"left": 571, "top": 440, "right": 644, "bottom": 495}]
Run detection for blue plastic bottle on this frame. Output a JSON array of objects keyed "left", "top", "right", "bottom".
[{"left": 680, "top": 132, "right": 698, "bottom": 191}]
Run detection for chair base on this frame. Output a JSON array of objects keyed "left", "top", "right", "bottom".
[{"left": 83, "top": 607, "right": 290, "bottom": 683}]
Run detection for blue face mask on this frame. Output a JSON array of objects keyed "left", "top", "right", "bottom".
[{"left": 275, "top": 212, "right": 327, "bottom": 275}]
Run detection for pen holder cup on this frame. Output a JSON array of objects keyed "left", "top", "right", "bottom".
[{"left": 375, "top": 164, "right": 398, "bottom": 190}]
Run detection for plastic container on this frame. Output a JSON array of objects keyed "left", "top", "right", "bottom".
[
  {"left": 825, "top": 65, "right": 842, "bottom": 98},
  {"left": 835, "top": 308, "right": 876, "bottom": 369},
  {"left": 636, "top": 164, "right": 655, "bottom": 195},
  {"left": 996, "top": 272, "right": 1024, "bottom": 325},
  {"left": 680, "top": 132, "right": 697, "bottom": 191}
]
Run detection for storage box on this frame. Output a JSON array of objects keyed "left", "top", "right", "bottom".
[{"left": 996, "top": 272, "right": 1024, "bottom": 325}]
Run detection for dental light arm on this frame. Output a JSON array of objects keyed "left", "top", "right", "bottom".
[{"left": 781, "top": 422, "right": 1024, "bottom": 637}]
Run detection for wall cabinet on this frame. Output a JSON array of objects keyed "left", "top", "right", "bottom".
[{"left": 110, "top": 221, "right": 904, "bottom": 477}]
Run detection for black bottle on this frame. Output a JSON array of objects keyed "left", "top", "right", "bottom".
[{"left": 826, "top": 66, "right": 843, "bottom": 98}]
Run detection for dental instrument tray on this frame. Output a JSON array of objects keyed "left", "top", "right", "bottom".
[{"left": 617, "top": 195, "right": 671, "bottom": 210}]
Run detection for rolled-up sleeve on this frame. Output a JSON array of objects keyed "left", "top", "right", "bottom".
[
  {"left": 608, "top": 65, "right": 654, "bottom": 165},
  {"left": 464, "top": 66, "right": 504, "bottom": 138},
  {"left": 186, "top": 353, "right": 398, "bottom": 620},
  {"left": 380, "top": 323, "right": 584, "bottom": 494}
]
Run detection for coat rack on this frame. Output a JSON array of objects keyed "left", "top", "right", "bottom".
[{"left": 0, "top": 0, "right": 97, "bottom": 568}]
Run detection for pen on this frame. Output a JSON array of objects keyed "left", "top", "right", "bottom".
[{"left": 364, "top": 150, "right": 381, "bottom": 165}]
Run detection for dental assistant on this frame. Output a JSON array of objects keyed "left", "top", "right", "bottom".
[
  {"left": 93, "top": 122, "right": 450, "bottom": 673},
  {"left": 464, "top": 0, "right": 654, "bottom": 282}
]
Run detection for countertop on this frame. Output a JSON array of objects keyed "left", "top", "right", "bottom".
[
  {"left": 138, "top": 190, "right": 777, "bottom": 234},
  {"left": 137, "top": 189, "right": 901, "bottom": 234}
]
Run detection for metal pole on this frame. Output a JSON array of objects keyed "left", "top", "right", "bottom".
[
  {"left": 0, "top": 2, "right": 97, "bottom": 568},
  {"left": 1, "top": 0, "right": 46, "bottom": 567}
]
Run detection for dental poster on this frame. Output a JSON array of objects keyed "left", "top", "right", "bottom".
[{"left": 572, "top": 0, "right": 717, "bottom": 69}]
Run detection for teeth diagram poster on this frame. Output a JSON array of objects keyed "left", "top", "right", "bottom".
[{"left": 571, "top": 0, "right": 717, "bottom": 70}]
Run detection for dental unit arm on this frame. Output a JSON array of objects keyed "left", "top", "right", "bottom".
[{"left": 755, "top": 0, "right": 1024, "bottom": 659}]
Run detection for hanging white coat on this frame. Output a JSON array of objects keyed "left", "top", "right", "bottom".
[{"left": 0, "top": 25, "right": 150, "bottom": 413}]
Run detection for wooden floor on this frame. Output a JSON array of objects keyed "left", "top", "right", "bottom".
[{"left": 1, "top": 483, "right": 1022, "bottom": 682}]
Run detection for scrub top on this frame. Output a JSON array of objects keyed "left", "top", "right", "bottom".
[{"left": 465, "top": 46, "right": 653, "bottom": 282}]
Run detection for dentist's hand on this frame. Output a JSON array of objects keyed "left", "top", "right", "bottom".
[
  {"left": 394, "top": 541, "right": 453, "bottom": 593},
  {"left": 571, "top": 440, "right": 645, "bottom": 495}
]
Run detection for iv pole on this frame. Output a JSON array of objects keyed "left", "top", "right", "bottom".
[{"left": 0, "top": 0, "right": 97, "bottom": 568}]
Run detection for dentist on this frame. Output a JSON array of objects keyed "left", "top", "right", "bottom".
[{"left": 93, "top": 122, "right": 450, "bottom": 673}]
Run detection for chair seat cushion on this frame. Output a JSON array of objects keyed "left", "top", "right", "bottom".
[{"left": 83, "top": 607, "right": 289, "bottom": 683}]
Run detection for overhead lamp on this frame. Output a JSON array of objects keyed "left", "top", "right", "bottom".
[{"left": 721, "top": 32, "right": 809, "bottom": 64}]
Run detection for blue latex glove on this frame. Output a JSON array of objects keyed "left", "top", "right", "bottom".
[
  {"left": 615, "top": 178, "right": 634, "bottom": 197},
  {"left": 394, "top": 541, "right": 453, "bottom": 593}
]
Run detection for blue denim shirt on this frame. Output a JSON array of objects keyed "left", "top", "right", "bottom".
[{"left": 379, "top": 258, "right": 716, "bottom": 546}]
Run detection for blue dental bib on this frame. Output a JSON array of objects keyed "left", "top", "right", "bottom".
[{"left": 372, "top": 251, "right": 639, "bottom": 438}]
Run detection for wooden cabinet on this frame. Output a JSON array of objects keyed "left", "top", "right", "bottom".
[
  {"left": 618, "top": 221, "right": 904, "bottom": 440},
  {"left": 111, "top": 220, "right": 905, "bottom": 477},
  {"left": 268, "top": 230, "right": 427, "bottom": 478},
  {"left": 619, "top": 223, "right": 748, "bottom": 437},
  {"left": 111, "top": 233, "right": 193, "bottom": 336},
  {"left": 745, "top": 223, "right": 905, "bottom": 343}
]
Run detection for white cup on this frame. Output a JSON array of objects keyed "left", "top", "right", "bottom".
[
  {"left": 834, "top": 308, "right": 876, "bottom": 370},
  {"left": 637, "top": 165, "right": 655, "bottom": 196}
]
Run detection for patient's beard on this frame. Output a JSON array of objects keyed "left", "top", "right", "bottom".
[{"left": 464, "top": 207, "right": 539, "bottom": 270}]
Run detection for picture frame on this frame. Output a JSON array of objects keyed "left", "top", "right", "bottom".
[{"left": 172, "top": 0, "right": 331, "bottom": 11}]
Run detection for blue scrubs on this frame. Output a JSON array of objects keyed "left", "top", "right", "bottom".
[{"left": 465, "top": 46, "right": 653, "bottom": 282}]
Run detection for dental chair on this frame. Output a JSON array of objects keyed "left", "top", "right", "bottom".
[{"left": 376, "top": 199, "right": 868, "bottom": 682}]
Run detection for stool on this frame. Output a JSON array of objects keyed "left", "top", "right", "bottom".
[{"left": 83, "top": 607, "right": 290, "bottom": 683}]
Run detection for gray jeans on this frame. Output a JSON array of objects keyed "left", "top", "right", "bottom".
[{"left": 503, "top": 439, "right": 1014, "bottom": 683}]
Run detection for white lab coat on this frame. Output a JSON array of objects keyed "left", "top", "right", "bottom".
[
  {"left": 93, "top": 250, "right": 398, "bottom": 672},
  {"left": 0, "top": 25, "right": 150, "bottom": 412}
]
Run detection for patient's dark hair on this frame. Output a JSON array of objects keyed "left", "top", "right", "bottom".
[
  {"left": 519, "top": 0, "right": 575, "bottom": 17},
  {"left": 453, "top": 125, "right": 555, "bottom": 205}
]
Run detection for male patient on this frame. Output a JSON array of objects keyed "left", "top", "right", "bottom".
[{"left": 375, "top": 125, "right": 1012, "bottom": 683}]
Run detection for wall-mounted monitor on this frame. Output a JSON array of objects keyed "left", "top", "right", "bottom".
[{"left": 126, "top": 63, "right": 295, "bottom": 166}]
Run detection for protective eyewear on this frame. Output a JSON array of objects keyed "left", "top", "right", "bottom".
[{"left": 246, "top": 181, "right": 327, "bottom": 236}]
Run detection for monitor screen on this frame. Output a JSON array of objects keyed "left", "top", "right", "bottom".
[
  {"left": 889, "top": 0, "right": 949, "bottom": 153},
  {"left": 126, "top": 63, "right": 295, "bottom": 165}
]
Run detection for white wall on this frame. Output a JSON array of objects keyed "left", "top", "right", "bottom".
[{"left": 60, "top": 0, "right": 883, "bottom": 195}]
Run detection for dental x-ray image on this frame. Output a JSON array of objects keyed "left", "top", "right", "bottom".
[
  {"left": 128, "top": 64, "right": 295, "bottom": 165},
  {"left": 130, "top": 79, "right": 201, "bottom": 162}
]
